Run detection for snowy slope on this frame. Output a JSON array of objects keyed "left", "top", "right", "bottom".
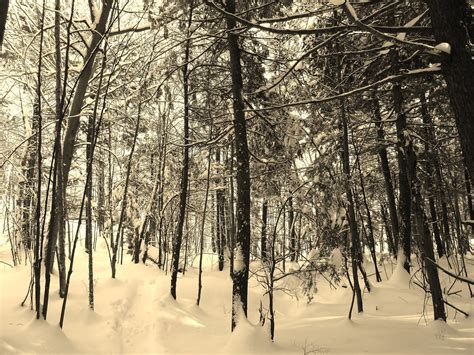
[{"left": 0, "top": 242, "right": 473, "bottom": 354}]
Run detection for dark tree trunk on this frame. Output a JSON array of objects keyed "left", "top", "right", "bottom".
[
  {"left": 33, "top": 99, "right": 42, "bottom": 320},
  {"left": 224, "top": 0, "right": 251, "bottom": 331},
  {"left": 426, "top": 0, "right": 474, "bottom": 181},
  {"left": 170, "top": 1, "right": 193, "bottom": 299},
  {"left": 411, "top": 164, "right": 446, "bottom": 321},
  {"left": 419, "top": 94, "right": 445, "bottom": 258},
  {"left": 380, "top": 204, "right": 395, "bottom": 255},
  {"left": 0, "top": 0, "right": 9, "bottom": 50},
  {"left": 20, "top": 110, "right": 39, "bottom": 250},
  {"left": 215, "top": 148, "right": 226, "bottom": 271},
  {"left": 97, "top": 157, "right": 105, "bottom": 234},
  {"left": 197, "top": 93, "right": 213, "bottom": 305},
  {"left": 288, "top": 196, "right": 297, "bottom": 262},
  {"left": 393, "top": 78, "right": 413, "bottom": 273},
  {"left": 86, "top": 115, "right": 94, "bottom": 310},
  {"left": 111, "top": 105, "right": 141, "bottom": 278},
  {"left": 340, "top": 97, "right": 363, "bottom": 313},
  {"left": 464, "top": 169, "right": 474, "bottom": 232},
  {"left": 42, "top": 0, "right": 63, "bottom": 316},
  {"left": 86, "top": 116, "right": 93, "bottom": 254},
  {"left": 48, "top": 0, "right": 114, "bottom": 273},
  {"left": 261, "top": 200, "right": 268, "bottom": 262},
  {"left": 373, "top": 96, "right": 400, "bottom": 252},
  {"left": 157, "top": 109, "right": 168, "bottom": 269},
  {"left": 355, "top": 156, "right": 381, "bottom": 282},
  {"left": 228, "top": 143, "right": 235, "bottom": 277}
]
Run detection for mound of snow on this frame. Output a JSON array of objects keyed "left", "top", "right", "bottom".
[
  {"left": 386, "top": 257, "right": 411, "bottom": 288},
  {"left": 223, "top": 311, "right": 275, "bottom": 354}
]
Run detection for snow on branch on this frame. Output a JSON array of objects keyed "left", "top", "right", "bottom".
[
  {"left": 246, "top": 65, "right": 442, "bottom": 112},
  {"left": 203, "top": 0, "right": 432, "bottom": 36},
  {"left": 337, "top": 0, "right": 443, "bottom": 54},
  {"left": 425, "top": 257, "right": 474, "bottom": 285},
  {"left": 251, "top": 32, "right": 343, "bottom": 95}
]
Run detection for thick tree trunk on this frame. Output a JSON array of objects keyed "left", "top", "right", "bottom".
[
  {"left": 0, "top": 0, "right": 9, "bottom": 50},
  {"left": 224, "top": 0, "right": 251, "bottom": 331},
  {"left": 47, "top": 0, "right": 114, "bottom": 272},
  {"left": 426, "top": 0, "right": 474, "bottom": 180},
  {"left": 393, "top": 78, "right": 413, "bottom": 273},
  {"left": 411, "top": 165, "right": 446, "bottom": 321}
]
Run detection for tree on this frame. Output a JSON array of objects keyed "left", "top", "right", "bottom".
[
  {"left": 221, "top": 0, "right": 252, "bottom": 331},
  {"left": 171, "top": 0, "right": 194, "bottom": 300},
  {"left": 0, "top": 0, "right": 8, "bottom": 50},
  {"left": 426, "top": 0, "right": 474, "bottom": 181}
]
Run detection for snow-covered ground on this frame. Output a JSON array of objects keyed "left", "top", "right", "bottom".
[{"left": 0, "top": 240, "right": 473, "bottom": 354}]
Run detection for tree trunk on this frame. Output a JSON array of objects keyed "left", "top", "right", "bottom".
[
  {"left": 228, "top": 143, "right": 235, "bottom": 276},
  {"left": 0, "top": 0, "right": 9, "bottom": 50},
  {"left": 197, "top": 97, "right": 213, "bottom": 305},
  {"left": 373, "top": 95, "right": 400, "bottom": 252},
  {"left": 224, "top": 0, "right": 252, "bottom": 331},
  {"left": 46, "top": 0, "right": 114, "bottom": 273},
  {"left": 215, "top": 148, "right": 226, "bottom": 271},
  {"left": 111, "top": 104, "right": 141, "bottom": 278},
  {"left": 419, "top": 93, "right": 445, "bottom": 257},
  {"left": 393, "top": 76, "right": 413, "bottom": 273},
  {"left": 411, "top": 165, "right": 446, "bottom": 321},
  {"left": 355, "top": 155, "right": 381, "bottom": 282},
  {"left": 464, "top": 169, "right": 474, "bottom": 232},
  {"left": 426, "top": 0, "right": 474, "bottom": 181},
  {"left": 288, "top": 196, "right": 296, "bottom": 262},
  {"left": 380, "top": 204, "right": 396, "bottom": 255},
  {"left": 20, "top": 108, "right": 38, "bottom": 250},
  {"left": 261, "top": 200, "right": 268, "bottom": 262},
  {"left": 340, "top": 97, "right": 363, "bottom": 313},
  {"left": 86, "top": 115, "right": 94, "bottom": 310},
  {"left": 170, "top": 0, "right": 194, "bottom": 299}
]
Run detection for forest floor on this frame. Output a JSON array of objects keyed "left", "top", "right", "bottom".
[{"left": 0, "top": 239, "right": 473, "bottom": 354}]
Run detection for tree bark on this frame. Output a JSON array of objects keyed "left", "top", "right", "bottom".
[
  {"left": 355, "top": 155, "right": 381, "bottom": 282},
  {"left": 47, "top": 0, "right": 114, "bottom": 272},
  {"left": 411, "top": 164, "right": 446, "bottom": 321},
  {"left": 373, "top": 95, "right": 399, "bottom": 252},
  {"left": 393, "top": 76, "right": 413, "bottom": 273},
  {"left": 340, "top": 97, "right": 363, "bottom": 313},
  {"left": 223, "top": 0, "right": 252, "bottom": 331},
  {"left": 0, "top": 0, "right": 9, "bottom": 50},
  {"left": 288, "top": 196, "right": 297, "bottom": 262},
  {"left": 419, "top": 93, "right": 446, "bottom": 257},
  {"left": 86, "top": 115, "right": 94, "bottom": 310},
  {"left": 170, "top": 0, "right": 194, "bottom": 299},
  {"left": 426, "top": 0, "right": 474, "bottom": 180},
  {"left": 261, "top": 200, "right": 268, "bottom": 262},
  {"left": 215, "top": 148, "right": 226, "bottom": 271}
]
